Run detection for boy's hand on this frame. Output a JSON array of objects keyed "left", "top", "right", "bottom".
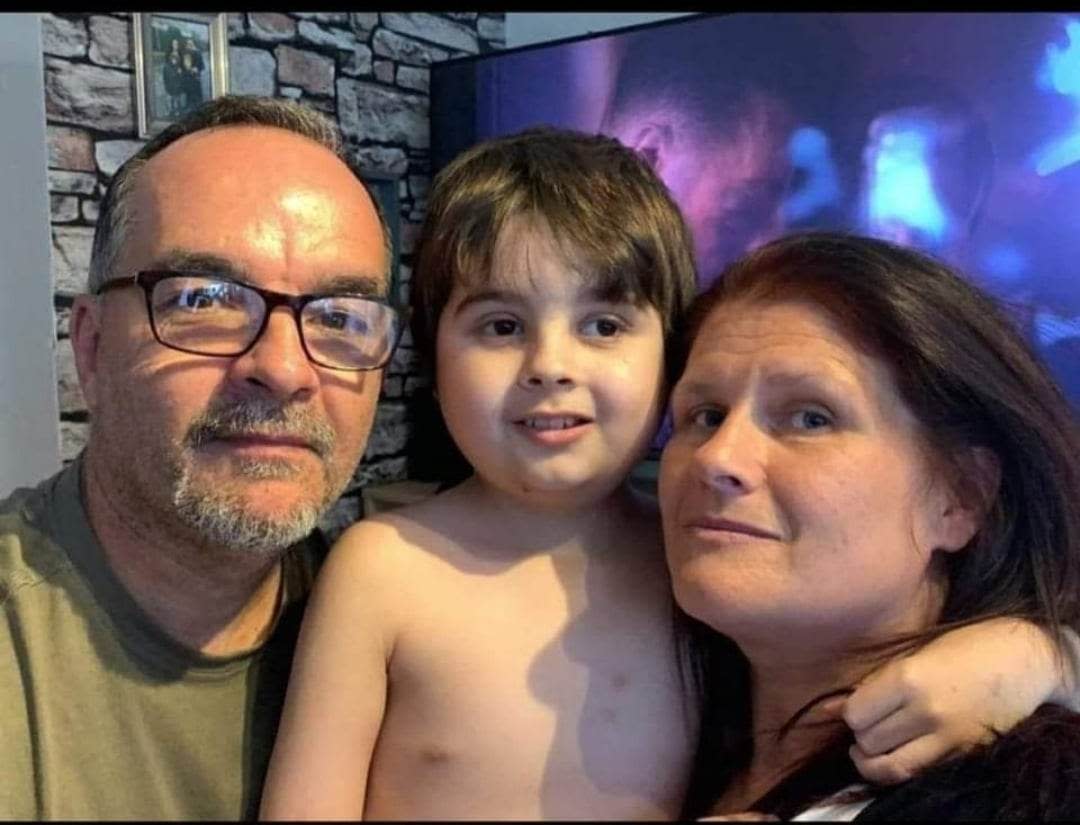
[{"left": 837, "top": 619, "right": 1079, "bottom": 785}]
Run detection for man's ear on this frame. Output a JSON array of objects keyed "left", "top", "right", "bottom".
[
  {"left": 934, "top": 446, "right": 1001, "bottom": 553},
  {"left": 624, "top": 122, "right": 674, "bottom": 177},
  {"left": 70, "top": 294, "right": 103, "bottom": 413}
]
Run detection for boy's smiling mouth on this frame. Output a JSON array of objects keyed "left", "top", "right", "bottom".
[{"left": 513, "top": 413, "right": 594, "bottom": 446}]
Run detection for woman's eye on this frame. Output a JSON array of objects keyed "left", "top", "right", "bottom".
[
  {"left": 790, "top": 407, "right": 834, "bottom": 431},
  {"left": 690, "top": 408, "right": 725, "bottom": 429},
  {"left": 582, "top": 316, "right": 624, "bottom": 337},
  {"left": 482, "top": 318, "right": 521, "bottom": 336}
]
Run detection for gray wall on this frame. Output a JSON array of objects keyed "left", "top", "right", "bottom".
[
  {"left": 504, "top": 12, "right": 694, "bottom": 48},
  {"left": 0, "top": 13, "right": 61, "bottom": 498}
]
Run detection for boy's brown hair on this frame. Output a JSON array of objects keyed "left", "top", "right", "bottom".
[{"left": 410, "top": 127, "right": 698, "bottom": 382}]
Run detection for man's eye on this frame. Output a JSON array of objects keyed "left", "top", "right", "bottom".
[
  {"left": 178, "top": 288, "right": 224, "bottom": 310},
  {"left": 316, "top": 311, "right": 365, "bottom": 333},
  {"left": 582, "top": 316, "right": 624, "bottom": 338}
]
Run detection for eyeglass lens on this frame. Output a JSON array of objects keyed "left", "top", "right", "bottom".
[{"left": 149, "top": 275, "right": 398, "bottom": 370}]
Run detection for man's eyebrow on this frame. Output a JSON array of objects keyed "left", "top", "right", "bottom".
[
  {"left": 147, "top": 250, "right": 244, "bottom": 279},
  {"left": 145, "top": 251, "right": 386, "bottom": 297},
  {"left": 316, "top": 275, "right": 386, "bottom": 297}
]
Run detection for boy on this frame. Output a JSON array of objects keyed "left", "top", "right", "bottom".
[{"left": 261, "top": 129, "right": 1078, "bottom": 820}]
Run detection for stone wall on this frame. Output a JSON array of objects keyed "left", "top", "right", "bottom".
[{"left": 41, "top": 11, "right": 505, "bottom": 539}]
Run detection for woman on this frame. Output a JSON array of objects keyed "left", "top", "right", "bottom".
[{"left": 660, "top": 231, "right": 1080, "bottom": 819}]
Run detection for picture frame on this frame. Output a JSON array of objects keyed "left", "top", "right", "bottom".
[{"left": 133, "top": 12, "right": 229, "bottom": 138}]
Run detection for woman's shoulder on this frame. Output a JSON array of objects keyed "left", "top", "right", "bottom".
[{"left": 857, "top": 705, "right": 1080, "bottom": 820}]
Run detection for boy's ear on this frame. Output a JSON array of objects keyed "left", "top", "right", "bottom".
[
  {"left": 625, "top": 122, "right": 674, "bottom": 177},
  {"left": 70, "top": 294, "right": 103, "bottom": 413},
  {"left": 934, "top": 446, "right": 1001, "bottom": 553}
]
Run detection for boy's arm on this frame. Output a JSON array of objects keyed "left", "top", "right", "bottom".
[
  {"left": 840, "top": 619, "right": 1080, "bottom": 785},
  {"left": 259, "top": 519, "right": 402, "bottom": 820}
]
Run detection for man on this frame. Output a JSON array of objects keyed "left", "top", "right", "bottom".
[
  {"left": 0, "top": 96, "right": 400, "bottom": 819},
  {"left": 599, "top": 13, "right": 853, "bottom": 288}
]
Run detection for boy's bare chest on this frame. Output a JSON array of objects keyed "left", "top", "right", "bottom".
[{"left": 366, "top": 558, "right": 694, "bottom": 818}]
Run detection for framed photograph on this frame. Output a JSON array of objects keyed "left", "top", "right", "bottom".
[{"left": 133, "top": 12, "right": 229, "bottom": 138}]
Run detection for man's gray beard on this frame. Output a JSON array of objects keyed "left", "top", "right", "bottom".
[
  {"left": 169, "top": 398, "right": 341, "bottom": 556},
  {"left": 172, "top": 458, "right": 329, "bottom": 556}
]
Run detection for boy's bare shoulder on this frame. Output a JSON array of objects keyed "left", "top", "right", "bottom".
[{"left": 330, "top": 484, "right": 488, "bottom": 575}]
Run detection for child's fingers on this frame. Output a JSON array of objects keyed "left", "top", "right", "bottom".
[
  {"left": 849, "top": 738, "right": 960, "bottom": 786},
  {"left": 843, "top": 663, "right": 911, "bottom": 733}
]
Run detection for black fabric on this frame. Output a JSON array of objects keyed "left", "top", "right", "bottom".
[{"left": 856, "top": 704, "right": 1080, "bottom": 820}]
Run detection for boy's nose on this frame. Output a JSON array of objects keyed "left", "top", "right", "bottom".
[{"left": 519, "top": 330, "right": 575, "bottom": 388}]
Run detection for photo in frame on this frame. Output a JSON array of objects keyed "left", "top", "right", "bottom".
[{"left": 133, "top": 12, "right": 229, "bottom": 138}]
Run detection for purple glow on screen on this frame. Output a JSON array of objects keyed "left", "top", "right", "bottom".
[{"left": 439, "top": 12, "right": 1080, "bottom": 411}]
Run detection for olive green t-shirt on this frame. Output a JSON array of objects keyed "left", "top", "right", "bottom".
[{"left": 0, "top": 459, "right": 324, "bottom": 820}]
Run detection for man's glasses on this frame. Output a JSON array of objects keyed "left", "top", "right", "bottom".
[{"left": 96, "top": 270, "right": 405, "bottom": 371}]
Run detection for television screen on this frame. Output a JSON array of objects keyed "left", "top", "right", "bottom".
[{"left": 431, "top": 12, "right": 1080, "bottom": 408}]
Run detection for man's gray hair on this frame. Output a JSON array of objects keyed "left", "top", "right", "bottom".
[{"left": 87, "top": 95, "right": 388, "bottom": 293}]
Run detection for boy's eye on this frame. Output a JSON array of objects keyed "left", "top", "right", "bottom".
[
  {"left": 482, "top": 318, "right": 522, "bottom": 336},
  {"left": 581, "top": 316, "right": 624, "bottom": 338}
]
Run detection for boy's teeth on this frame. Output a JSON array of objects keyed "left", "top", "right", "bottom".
[{"left": 526, "top": 417, "right": 579, "bottom": 430}]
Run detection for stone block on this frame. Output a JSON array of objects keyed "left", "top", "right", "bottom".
[
  {"left": 399, "top": 220, "right": 422, "bottom": 256},
  {"left": 387, "top": 344, "right": 420, "bottom": 377},
  {"left": 50, "top": 194, "right": 79, "bottom": 223},
  {"left": 82, "top": 199, "right": 99, "bottom": 223},
  {"left": 336, "top": 77, "right": 428, "bottom": 148},
  {"left": 380, "top": 375, "right": 404, "bottom": 399},
  {"left": 55, "top": 305, "right": 71, "bottom": 339},
  {"left": 294, "top": 12, "right": 349, "bottom": 24},
  {"left": 45, "top": 57, "right": 134, "bottom": 133},
  {"left": 229, "top": 46, "right": 276, "bottom": 97},
  {"left": 350, "top": 455, "right": 408, "bottom": 489},
  {"left": 445, "top": 13, "right": 478, "bottom": 21},
  {"left": 381, "top": 13, "right": 477, "bottom": 53},
  {"left": 299, "top": 95, "right": 336, "bottom": 117},
  {"left": 52, "top": 226, "right": 95, "bottom": 295},
  {"left": 395, "top": 65, "right": 428, "bottom": 94},
  {"left": 297, "top": 20, "right": 356, "bottom": 51},
  {"left": 373, "top": 59, "right": 394, "bottom": 84},
  {"left": 372, "top": 28, "right": 447, "bottom": 66},
  {"left": 228, "top": 12, "right": 246, "bottom": 38},
  {"left": 351, "top": 12, "right": 379, "bottom": 33},
  {"left": 275, "top": 45, "right": 334, "bottom": 96},
  {"left": 94, "top": 139, "right": 143, "bottom": 178},
  {"left": 279, "top": 85, "right": 302, "bottom": 100},
  {"left": 56, "top": 341, "right": 86, "bottom": 414},
  {"left": 316, "top": 492, "right": 361, "bottom": 544},
  {"left": 88, "top": 15, "right": 131, "bottom": 68},
  {"left": 407, "top": 174, "right": 430, "bottom": 200},
  {"left": 60, "top": 420, "right": 89, "bottom": 463},
  {"left": 49, "top": 170, "right": 97, "bottom": 195},
  {"left": 341, "top": 44, "right": 373, "bottom": 78},
  {"left": 361, "top": 401, "right": 409, "bottom": 459},
  {"left": 477, "top": 14, "right": 505, "bottom": 43},
  {"left": 404, "top": 374, "right": 430, "bottom": 395},
  {"left": 351, "top": 144, "right": 408, "bottom": 177},
  {"left": 42, "top": 14, "right": 88, "bottom": 58},
  {"left": 248, "top": 11, "right": 295, "bottom": 42},
  {"left": 47, "top": 126, "right": 96, "bottom": 171}
]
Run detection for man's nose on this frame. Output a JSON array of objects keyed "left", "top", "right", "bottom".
[{"left": 230, "top": 307, "right": 319, "bottom": 401}]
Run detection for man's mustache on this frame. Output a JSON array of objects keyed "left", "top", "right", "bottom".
[{"left": 185, "top": 398, "right": 336, "bottom": 459}]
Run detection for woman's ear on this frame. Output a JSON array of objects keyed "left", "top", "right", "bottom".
[{"left": 934, "top": 446, "right": 1001, "bottom": 553}]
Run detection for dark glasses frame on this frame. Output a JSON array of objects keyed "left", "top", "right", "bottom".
[{"left": 96, "top": 269, "right": 408, "bottom": 372}]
